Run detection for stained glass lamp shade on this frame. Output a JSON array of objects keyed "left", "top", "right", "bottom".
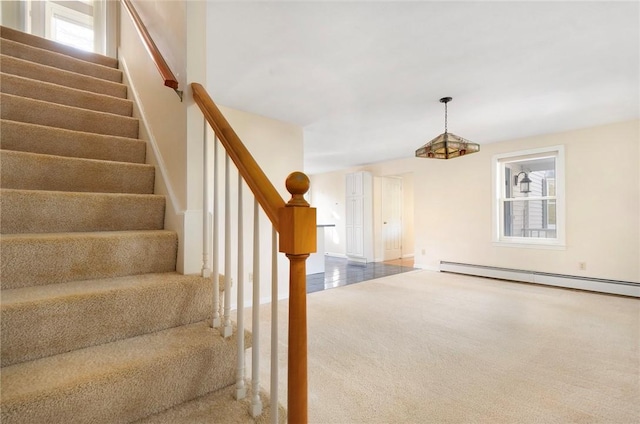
[{"left": 415, "top": 97, "right": 480, "bottom": 159}]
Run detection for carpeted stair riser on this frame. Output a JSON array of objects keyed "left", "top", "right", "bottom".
[
  {"left": 1, "top": 273, "right": 214, "bottom": 367},
  {"left": 1, "top": 94, "right": 139, "bottom": 138},
  {"left": 1, "top": 189, "right": 165, "bottom": 234},
  {"left": 0, "top": 72, "right": 133, "bottom": 116},
  {"left": 1, "top": 322, "right": 246, "bottom": 424},
  {"left": 0, "top": 120, "right": 146, "bottom": 164},
  {"left": 1, "top": 25, "right": 118, "bottom": 68},
  {"left": 0, "top": 231, "right": 178, "bottom": 289},
  {"left": 0, "top": 150, "right": 154, "bottom": 194},
  {"left": 0, "top": 38, "right": 122, "bottom": 82},
  {"left": 1, "top": 55, "right": 127, "bottom": 99}
]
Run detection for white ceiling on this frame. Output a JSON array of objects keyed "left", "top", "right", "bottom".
[{"left": 206, "top": 1, "right": 639, "bottom": 175}]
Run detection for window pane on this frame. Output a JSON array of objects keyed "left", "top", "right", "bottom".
[
  {"left": 505, "top": 157, "right": 556, "bottom": 198},
  {"left": 52, "top": 15, "right": 94, "bottom": 52},
  {"left": 504, "top": 199, "right": 557, "bottom": 238}
]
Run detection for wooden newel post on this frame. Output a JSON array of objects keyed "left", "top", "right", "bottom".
[{"left": 279, "top": 172, "right": 316, "bottom": 424}]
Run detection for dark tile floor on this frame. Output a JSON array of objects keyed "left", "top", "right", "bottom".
[{"left": 306, "top": 256, "right": 416, "bottom": 294}]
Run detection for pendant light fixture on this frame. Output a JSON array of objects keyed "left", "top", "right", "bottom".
[{"left": 415, "top": 97, "right": 480, "bottom": 159}]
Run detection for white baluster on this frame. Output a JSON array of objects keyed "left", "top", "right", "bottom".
[
  {"left": 251, "top": 199, "right": 263, "bottom": 417},
  {"left": 201, "top": 120, "right": 211, "bottom": 279},
  {"left": 270, "top": 226, "right": 279, "bottom": 424},
  {"left": 236, "top": 176, "right": 246, "bottom": 399},
  {"left": 222, "top": 153, "right": 232, "bottom": 338},
  {"left": 211, "top": 136, "right": 220, "bottom": 327}
]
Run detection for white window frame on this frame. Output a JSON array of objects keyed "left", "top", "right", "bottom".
[
  {"left": 492, "top": 145, "right": 566, "bottom": 249},
  {"left": 45, "top": 1, "right": 94, "bottom": 53}
]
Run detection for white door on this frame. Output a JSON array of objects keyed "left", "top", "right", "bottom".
[{"left": 381, "top": 177, "right": 403, "bottom": 261}]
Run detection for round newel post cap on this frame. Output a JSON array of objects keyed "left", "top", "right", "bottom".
[{"left": 286, "top": 172, "right": 310, "bottom": 207}]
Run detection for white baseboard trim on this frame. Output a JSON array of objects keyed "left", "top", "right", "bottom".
[
  {"left": 414, "top": 263, "right": 439, "bottom": 272},
  {"left": 376, "top": 254, "right": 416, "bottom": 263},
  {"left": 440, "top": 261, "right": 639, "bottom": 298},
  {"left": 346, "top": 255, "right": 369, "bottom": 265},
  {"left": 325, "top": 252, "right": 348, "bottom": 259}
]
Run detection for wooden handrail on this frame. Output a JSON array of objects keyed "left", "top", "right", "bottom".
[
  {"left": 191, "top": 83, "right": 286, "bottom": 230},
  {"left": 121, "top": 0, "right": 181, "bottom": 98}
]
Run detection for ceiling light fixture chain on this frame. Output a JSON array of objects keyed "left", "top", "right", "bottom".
[{"left": 441, "top": 96, "right": 451, "bottom": 134}]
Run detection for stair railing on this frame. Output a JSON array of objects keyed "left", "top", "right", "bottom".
[
  {"left": 119, "top": 0, "right": 314, "bottom": 418},
  {"left": 193, "top": 83, "right": 316, "bottom": 424},
  {"left": 120, "top": 0, "right": 182, "bottom": 101}
]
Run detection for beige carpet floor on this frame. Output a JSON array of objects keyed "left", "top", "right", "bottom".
[{"left": 241, "top": 270, "right": 639, "bottom": 423}]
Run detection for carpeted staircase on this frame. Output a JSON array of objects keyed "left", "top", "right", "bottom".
[{"left": 0, "top": 26, "right": 270, "bottom": 423}]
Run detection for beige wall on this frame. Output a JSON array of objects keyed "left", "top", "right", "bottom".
[
  {"left": 310, "top": 171, "right": 346, "bottom": 256},
  {"left": 216, "top": 106, "right": 305, "bottom": 306},
  {"left": 119, "top": 0, "right": 306, "bottom": 287},
  {"left": 119, "top": 0, "right": 206, "bottom": 274},
  {"left": 130, "top": 0, "right": 186, "bottom": 88},
  {"left": 0, "top": 1, "right": 24, "bottom": 30},
  {"left": 310, "top": 120, "right": 639, "bottom": 282}
]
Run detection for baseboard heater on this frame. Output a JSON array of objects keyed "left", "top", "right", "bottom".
[{"left": 440, "top": 261, "right": 640, "bottom": 298}]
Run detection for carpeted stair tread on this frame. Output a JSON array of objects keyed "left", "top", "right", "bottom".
[
  {"left": 0, "top": 150, "right": 154, "bottom": 194},
  {"left": 0, "top": 230, "right": 178, "bottom": 289},
  {"left": 1, "top": 93, "right": 139, "bottom": 138},
  {"left": 0, "top": 37, "right": 121, "bottom": 83},
  {"left": 0, "top": 72, "right": 132, "bottom": 116},
  {"left": 1, "top": 273, "right": 215, "bottom": 367},
  {"left": 135, "top": 384, "right": 285, "bottom": 424},
  {"left": 0, "top": 25, "right": 118, "bottom": 68},
  {"left": 0, "top": 120, "right": 146, "bottom": 164},
  {"left": 0, "top": 189, "right": 165, "bottom": 234},
  {"left": 0, "top": 54, "right": 127, "bottom": 99},
  {"left": 0, "top": 322, "right": 243, "bottom": 424}
]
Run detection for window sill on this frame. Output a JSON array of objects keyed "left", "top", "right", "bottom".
[{"left": 492, "top": 240, "right": 566, "bottom": 250}]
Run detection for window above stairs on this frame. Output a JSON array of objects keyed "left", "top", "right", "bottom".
[{"left": 4, "top": 0, "right": 112, "bottom": 56}]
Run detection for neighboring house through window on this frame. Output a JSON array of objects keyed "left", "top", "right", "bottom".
[{"left": 492, "top": 145, "right": 565, "bottom": 248}]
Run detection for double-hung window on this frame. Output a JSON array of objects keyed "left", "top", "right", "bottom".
[{"left": 492, "top": 145, "right": 565, "bottom": 248}]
